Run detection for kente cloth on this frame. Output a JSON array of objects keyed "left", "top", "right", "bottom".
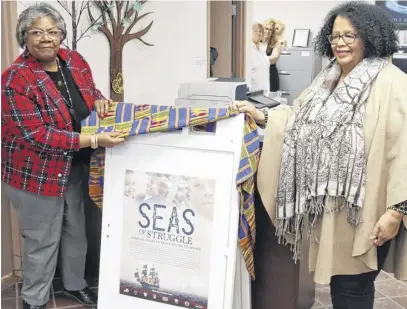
[
  {"left": 276, "top": 57, "right": 388, "bottom": 260},
  {"left": 81, "top": 102, "right": 260, "bottom": 279}
]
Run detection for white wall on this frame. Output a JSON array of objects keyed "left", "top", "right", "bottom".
[
  {"left": 17, "top": 0, "right": 208, "bottom": 105},
  {"left": 121, "top": 1, "right": 207, "bottom": 105}
]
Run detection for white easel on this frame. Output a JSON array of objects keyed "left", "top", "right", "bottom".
[{"left": 97, "top": 114, "right": 252, "bottom": 309}]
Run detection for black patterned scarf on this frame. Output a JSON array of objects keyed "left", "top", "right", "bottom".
[{"left": 276, "top": 57, "right": 389, "bottom": 259}]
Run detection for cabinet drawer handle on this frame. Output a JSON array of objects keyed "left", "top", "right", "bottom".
[
  {"left": 281, "top": 52, "right": 292, "bottom": 56},
  {"left": 279, "top": 71, "right": 290, "bottom": 76},
  {"left": 281, "top": 91, "right": 289, "bottom": 96}
]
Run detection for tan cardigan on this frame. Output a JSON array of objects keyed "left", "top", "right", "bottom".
[{"left": 257, "top": 63, "right": 407, "bottom": 284}]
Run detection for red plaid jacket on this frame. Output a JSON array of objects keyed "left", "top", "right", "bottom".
[{"left": 1, "top": 48, "right": 104, "bottom": 197}]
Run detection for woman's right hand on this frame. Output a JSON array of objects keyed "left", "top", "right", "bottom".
[
  {"left": 229, "top": 100, "right": 265, "bottom": 124},
  {"left": 97, "top": 132, "right": 125, "bottom": 148}
]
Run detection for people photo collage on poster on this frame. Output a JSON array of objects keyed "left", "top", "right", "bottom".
[{"left": 119, "top": 170, "right": 216, "bottom": 309}]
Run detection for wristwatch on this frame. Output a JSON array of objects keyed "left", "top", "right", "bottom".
[
  {"left": 257, "top": 109, "right": 269, "bottom": 129},
  {"left": 389, "top": 201, "right": 407, "bottom": 216}
]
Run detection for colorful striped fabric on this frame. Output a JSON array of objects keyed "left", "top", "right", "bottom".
[{"left": 81, "top": 102, "right": 260, "bottom": 279}]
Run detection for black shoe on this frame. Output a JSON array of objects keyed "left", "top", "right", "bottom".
[
  {"left": 62, "top": 286, "right": 97, "bottom": 307},
  {"left": 22, "top": 300, "right": 46, "bottom": 309}
]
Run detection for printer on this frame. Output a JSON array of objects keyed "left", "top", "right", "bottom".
[
  {"left": 175, "top": 79, "right": 282, "bottom": 109},
  {"left": 175, "top": 80, "right": 248, "bottom": 108},
  {"left": 175, "top": 79, "right": 281, "bottom": 140}
]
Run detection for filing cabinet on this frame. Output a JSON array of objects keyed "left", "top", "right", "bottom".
[{"left": 277, "top": 48, "right": 322, "bottom": 105}]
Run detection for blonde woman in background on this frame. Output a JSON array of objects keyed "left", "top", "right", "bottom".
[{"left": 263, "top": 19, "right": 285, "bottom": 91}]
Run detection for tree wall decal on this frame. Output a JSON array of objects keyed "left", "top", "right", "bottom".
[
  {"left": 56, "top": 0, "right": 107, "bottom": 51},
  {"left": 88, "top": 0, "right": 154, "bottom": 101}
]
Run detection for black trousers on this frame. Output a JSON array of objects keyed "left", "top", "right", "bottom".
[{"left": 329, "top": 240, "right": 391, "bottom": 309}]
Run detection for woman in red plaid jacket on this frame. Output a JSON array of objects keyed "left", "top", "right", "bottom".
[{"left": 1, "top": 3, "right": 124, "bottom": 309}]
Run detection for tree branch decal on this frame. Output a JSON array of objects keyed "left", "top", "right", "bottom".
[{"left": 57, "top": 0, "right": 108, "bottom": 51}]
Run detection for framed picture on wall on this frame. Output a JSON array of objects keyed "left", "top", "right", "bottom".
[
  {"left": 292, "top": 29, "right": 311, "bottom": 47},
  {"left": 375, "top": 1, "right": 407, "bottom": 30}
]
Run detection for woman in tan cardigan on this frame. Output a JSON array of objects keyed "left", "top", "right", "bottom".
[{"left": 231, "top": 2, "right": 406, "bottom": 309}]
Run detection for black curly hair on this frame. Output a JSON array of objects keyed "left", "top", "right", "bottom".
[{"left": 314, "top": 1, "right": 399, "bottom": 59}]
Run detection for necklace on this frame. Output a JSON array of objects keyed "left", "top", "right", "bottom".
[{"left": 56, "top": 59, "right": 75, "bottom": 117}]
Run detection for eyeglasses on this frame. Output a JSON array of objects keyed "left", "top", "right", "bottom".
[
  {"left": 27, "top": 29, "right": 62, "bottom": 41},
  {"left": 328, "top": 33, "right": 358, "bottom": 45}
]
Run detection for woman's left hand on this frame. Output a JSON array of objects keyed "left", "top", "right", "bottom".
[
  {"left": 370, "top": 209, "right": 403, "bottom": 246},
  {"left": 94, "top": 99, "right": 113, "bottom": 119}
]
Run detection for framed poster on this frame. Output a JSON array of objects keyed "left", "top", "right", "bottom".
[
  {"left": 97, "top": 114, "right": 251, "bottom": 309},
  {"left": 292, "top": 29, "right": 310, "bottom": 47},
  {"left": 375, "top": 1, "right": 407, "bottom": 30}
]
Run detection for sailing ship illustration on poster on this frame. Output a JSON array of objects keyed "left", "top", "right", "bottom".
[{"left": 134, "top": 265, "right": 160, "bottom": 289}]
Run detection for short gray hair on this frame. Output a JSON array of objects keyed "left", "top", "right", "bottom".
[{"left": 16, "top": 2, "right": 67, "bottom": 48}]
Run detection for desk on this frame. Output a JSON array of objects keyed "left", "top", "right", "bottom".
[{"left": 393, "top": 53, "right": 407, "bottom": 74}]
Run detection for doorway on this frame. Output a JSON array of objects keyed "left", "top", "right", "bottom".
[{"left": 207, "top": 0, "right": 246, "bottom": 79}]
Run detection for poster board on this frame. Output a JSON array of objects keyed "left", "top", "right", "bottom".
[{"left": 97, "top": 114, "right": 251, "bottom": 309}]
